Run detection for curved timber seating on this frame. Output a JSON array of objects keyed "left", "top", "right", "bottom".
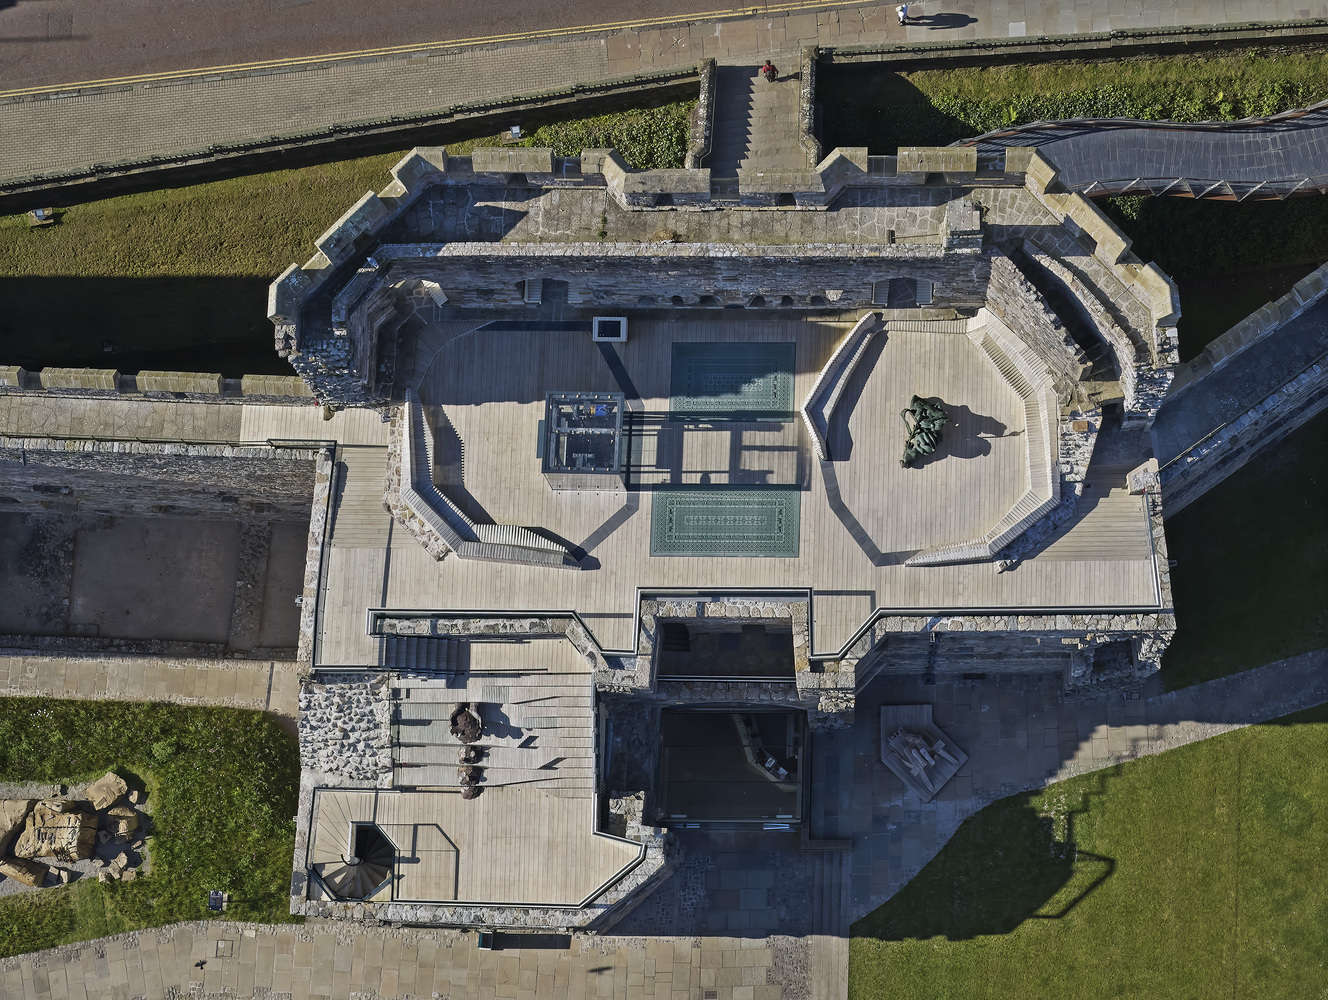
[
  {"left": 801, "top": 311, "right": 881, "bottom": 461},
  {"left": 905, "top": 311, "right": 1061, "bottom": 566},
  {"left": 402, "top": 389, "right": 578, "bottom": 569}
]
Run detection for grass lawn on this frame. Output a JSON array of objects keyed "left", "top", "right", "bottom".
[
  {"left": 850, "top": 703, "right": 1328, "bottom": 999},
  {"left": 820, "top": 49, "right": 1328, "bottom": 150},
  {"left": 0, "top": 102, "right": 691, "bottom": 374},
  {"left": 0, "top": 699, "right": 300, "bottom": 958}
]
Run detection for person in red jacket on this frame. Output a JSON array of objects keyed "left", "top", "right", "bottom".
[{"left": 761, "top": 60, "right": 777, "bottom": 82}]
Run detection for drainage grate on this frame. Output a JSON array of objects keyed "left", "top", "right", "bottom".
[{"left": 47, "top": 11, "right": 72, "bottom": 39}]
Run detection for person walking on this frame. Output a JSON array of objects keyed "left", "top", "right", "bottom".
[
  {"left": 896, "top": 3, "right": 909, "bottom": 23},
  {"left": 760, "top": 59, "right": 778, "bottom": 82}
]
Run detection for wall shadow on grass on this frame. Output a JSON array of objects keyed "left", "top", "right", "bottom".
[
  {"left": 851, "top": 770, "right": 1117, "bottom": 941},
  {"left": 0, "top": 275, "right": 292, "bottom": 376},
  {"left": 817, "top": 67, "right": 975, "bottom": 153}
]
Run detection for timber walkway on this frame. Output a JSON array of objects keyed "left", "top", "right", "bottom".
[{"left": 955, "top": 101, "right": 1328, "bottom": 199}]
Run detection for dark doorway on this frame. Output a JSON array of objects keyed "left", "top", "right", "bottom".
[
  {"left": 656, "top": 622, "right": 796, "bottom": 681},
  {"left": 659, "top": 709, "right": 804, "bottom": 824}
]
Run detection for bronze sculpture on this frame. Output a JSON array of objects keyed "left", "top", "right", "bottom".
[{"left": 900, "top": 395, "right": 949, "bottom": 467}]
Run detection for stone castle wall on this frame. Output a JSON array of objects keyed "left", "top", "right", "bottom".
[
  {"left": 985, "top": 252, "right": 1089, "bottom": 400},
  {"left": 0, "top": 440, "right": 318, "bottom": 521},
  {"left": 1160, "top": 357, "right": 1328, "bottom": 515}
]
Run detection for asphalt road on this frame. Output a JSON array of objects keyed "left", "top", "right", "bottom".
[{"left": 0, "top": 0, "right": 764, "bottom": 90}]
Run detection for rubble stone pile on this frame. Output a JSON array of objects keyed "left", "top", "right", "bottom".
[{"left": 0, "top": 771, "right": 146, "bottom": 891}]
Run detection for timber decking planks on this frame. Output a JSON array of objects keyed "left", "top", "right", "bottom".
[
  {"left": 238, "top": 403, "right": 389, "bottom": 447},
  {"left": 308, "top": 787, "right": 640, "bottom": 906},
  {"left": 314, "top": 319, "right": 1163, "bottom": 666}
]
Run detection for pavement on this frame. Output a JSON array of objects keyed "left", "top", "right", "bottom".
[
  {"left": 832, "top": 646, "right": 1328, "bottom": 917},
  {"left": 5, "top": 0, "right": 1328, "bottom": 187},
  {"left": 0, "top": 652, "right": 301, "bottom": 718},
  {"left": 0, "top": 922, "right": 798, "bottom": 1000},
  {"left": 2, "top": 650, "right": 1326, "bottom": 997}
]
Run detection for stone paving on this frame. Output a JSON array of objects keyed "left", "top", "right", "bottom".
[
  {"left": 836, "top": 646, "right": 1328, "bottom": 916},
  {"left": 0, "top": 653, "right": 300, "bottom": 718},
  {"left": 4, "top": 0, "right": 1328, "bottom": 185},
  {"left": 0, "top": 921, "right": 793, "bottom": 1000},
  {"left": 707, "top": 62, "right": 807, "bottom": 177}
]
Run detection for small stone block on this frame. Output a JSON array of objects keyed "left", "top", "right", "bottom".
[{"left": 86, "top": 772, "right": 128, "bottom": 810}]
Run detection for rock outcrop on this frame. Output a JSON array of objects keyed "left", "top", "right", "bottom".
[
  {"left": 12, "top": 799, "right": 97, "bottom": 861},
  {"left": 0, "top": 857, "right": 48, "bottom": 887},
  {"left": 85, "top": 772, "right": 128, "bottom": 810},
  {"left": 0, "top": 798, "right": 36, "bottom": 855}
]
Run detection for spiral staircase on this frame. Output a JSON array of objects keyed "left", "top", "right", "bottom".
[{"left": 312, "top": 818, "right": 395, "bottom": 900}]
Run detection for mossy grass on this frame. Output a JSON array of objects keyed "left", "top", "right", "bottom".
[
  {"left": 0, "top": 699, "right": 300, "bottom": 958},
  {"left": 821, "top": 49, "right": 1328, "bottom": 150},
  {"left": 0, "top": 101, "right": 693, "bottom": 282},
  {"left": 0, "top": 102, "right": 692, "bottom": 372},
  {"left": 850, "top": 702, "right": 1328, "bottom": 999}
]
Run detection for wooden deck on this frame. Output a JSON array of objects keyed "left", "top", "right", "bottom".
[
  {"left": 307, "top": 786, "right": 640, "bottom": 906},
  {"left": 314, "top": 317, "right": 1162, "bottom": 664}
]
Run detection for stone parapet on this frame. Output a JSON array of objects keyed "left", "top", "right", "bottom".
[
  {"left": 797, "top": 47, "right": 821, "bottom": 168},
  {"left": 685, "top": 59, "right": 717, "bottom": 170},
  {"left": 1018, "top": 150, "right": 1178, "bottom": 425},
  {"left": 1171, "top": 260, "right": 1328, "bottom": 394},
  {"left": 38, "top": 367, "right": 118, "bottom": 393},
  {"left": 296, "top": 448, "right": 335, "bottom": 667},
  {"left": 0, "top": 436, "right": 318, "bottom": 520},
  {"left": 985, "top": 253, "right": 1090, "bottom": 400},
  {"left": 1160, "top": 356, "right": 1328, "bottom": 515},
  {"left": 472, "top": 147, "right": 556, "bottom": 184},
  {"left": 897, "top": 146, "right": 977, "bottom": 184},
  {"left": 0, "top": 367, "right": 316, "bottom": 402},
  {"left": 844, "top": 608, "right": 1174, "bottom": 692},
  {"left": 136, "top": 371, "right": 223, "bottom": 395}
]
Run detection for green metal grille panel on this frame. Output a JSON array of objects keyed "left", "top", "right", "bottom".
[
  {"left": 669, "top": 342, "right": 796, "bottom": 421},
  {"left": 650, "top": 487, "right": 801, "bottom": 558}
]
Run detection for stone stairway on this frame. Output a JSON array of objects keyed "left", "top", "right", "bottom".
[
  {"left": 391, "top": 675, "right": 597, "bottom": 796},
  {"left": 809, "top": 849, "right": 849, "bottom": 1000},
  {"left": 380, "top": 635, "right": 462, "bottom": 676},
  {"left": 707, "top": 61, "right": 807, "bottom": 179}
]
